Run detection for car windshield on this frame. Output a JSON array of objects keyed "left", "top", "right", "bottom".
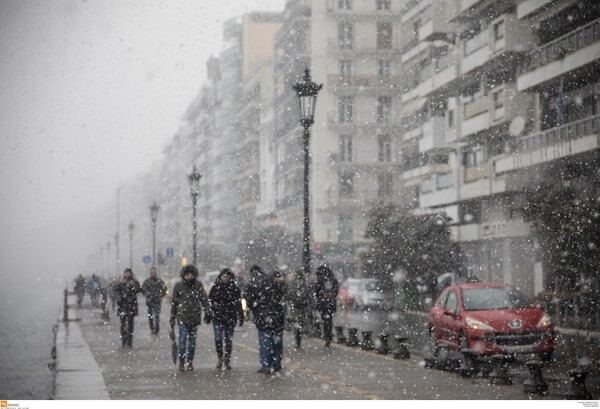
[{"left": 461, "top": 287, "right": 533, "bottom": 311}]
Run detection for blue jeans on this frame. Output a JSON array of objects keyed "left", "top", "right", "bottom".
[
  {"left": 213, "top": 321, "right": 235, "bottom": 359},
  {"left": 178, "top": 323, "right": 198, "bottom": 363},
  {"left": 146, "top": 301, "right": 161, "bottom": 333},
  {"left": 258, "top": 330, "right": 283, "bottom": 371}
]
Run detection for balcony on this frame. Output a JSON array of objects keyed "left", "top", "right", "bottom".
[
  {"left": 401, "top": 0, "right": 427, "bottom": 23},
  {"left": 419, "top": 116, "right": 446, "bottom": 152},
  {"left": 518, "top": 18, "right": 600, "bottom": 91},
  {"left": 418, "top": 4, "right": 457, "bottom": 42},
  {"left": 402, "top": 162, "right": 451, "bottom": 187},
  {"left": 460, "top": 14, "right": 532, "bottom": 77},
  {"left": 327, "top": 74, "right": 403, "bottom": 90},
  {"left": 495, "top": 115, "right": 600, "bottom": 174},
  {"left": 461, "top": 83, "right": 533, "bottom": 138}
]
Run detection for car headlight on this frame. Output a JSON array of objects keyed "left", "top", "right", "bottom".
[
  {"left": 465, "top": 317, "right": 495, "bottom": 331},
  {"left": 536, "top": 313, "right": 552, "bottom": 328}
]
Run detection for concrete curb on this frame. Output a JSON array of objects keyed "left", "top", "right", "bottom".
[{"left": 54, "top": 311, "right": 110, "bottom": 400}]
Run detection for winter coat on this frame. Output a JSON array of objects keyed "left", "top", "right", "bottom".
[
  {"left": 286, "top": 273, "right": 313, "bottom": 325},
  {"left": 314, "top": 274, "right": 339, "bottom": 314},
  {"left": 141, "top": 277, "right": 168, "bottom": 304},
  {"left": 208, "top": 280, "right": 243, "bottom": 324},
  {"left": 170, "top": 279, "right": 210, "bottom": 326},
  {"left": 245, "top": 269, "right": 285, "bottom": 334},
  {"left": 113, "top": 277, "right": 141, "bottom": 316}
]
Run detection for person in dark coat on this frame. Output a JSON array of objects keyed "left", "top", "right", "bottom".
[
  {"left": 74, "top": 274, "right": 86, "bottom": 308},
  {"left": 170, "top": 264, "right": 212, "bottom": 371},
  {"left": 112, "top": 268, "right": 141, "bottom": 347},
  {"left": 141, "top": 266, "right": 168, "bottom": 334},
  {"left": 244, "top": 265, "right": 285, "bottom": 374},
  {"left": 208, "top": 268, "right": 244, "bottom": 370},
  {"left": 313, "top": 264, "right": 339, "bottom": 347},
  {"left": 286, "top": 269, "right": 313, "bottom": 348}
]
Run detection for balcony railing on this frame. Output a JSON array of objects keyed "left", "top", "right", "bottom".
[
  {"left": 327, "top": 74, "right": 403, "bottom": 88},
  {"left": 520, "top": 17, "right": 600, "bottom": 74},
  {"left": 515, "top": 114, "right": 600, "bottom": 153}
]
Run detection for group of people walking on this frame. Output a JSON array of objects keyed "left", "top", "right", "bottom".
[{"left": 106, "top": 262, "right": 339, "bottom": 374}]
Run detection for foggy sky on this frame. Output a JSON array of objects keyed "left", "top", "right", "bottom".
[{"left": 0, "top": 0, "right": 284, "bottom": 286}]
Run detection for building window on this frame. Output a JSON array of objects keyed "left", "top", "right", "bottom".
[
  {"left": 338, "top": 213, "right": 353, "bottom": 242},
  {"left": 378, "top": 60, "right": 391, "bottom": 77},
  {"left": 339, "top": 172, "right": 354, "bottom": 198},
  {"left": 338, "top": 0, "right": 352, "bottom": 10},
  {"left": 378, "top": 134, "right": 392, "bottom": 162},
  {"left": 493, "top": 20, "right": 505, "bottom": 41},
  {"left": 378, "top": 173, "right": 393, "bottom": 197},
  {"left": 377, "top": 96, "right": 392, "bottom": 123},
  {"left": 338, "top": 22, "right": 354, "bottom": 49},
  {"left": 339, "top": 96, "right": 353, "bottom": 122},
  {"left": 340, "top": 134, "right": 353, "bottom": 162},
  {"left": 420, "top": 177, "right": 434, "bottom": 194},
  {"left": 463, "top": 146, "right": 485, "bottom": 167},
  {"left": 339, "top": 60, "right": 353, "bottom": 77},
  {"left": 376, "top": 0, "right": 390, "bottom": 11},
  {"left": 437, "top": 172, "right": 454, "bottom": 190},
  {"left": 377, "top": 22, "right": 392, "bottom": 49},
  {"left": 447, "top": 109, "right": 455, "bottom": 128},
  {"left": 493, "top": 89, "right": 505, "bottom": 109}
]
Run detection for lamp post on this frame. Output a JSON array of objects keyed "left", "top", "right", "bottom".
[
  {"left": 114, "top": 232, "right": 119, "bottom": 276},
  {"left": 128, "top": 221, "right": 134, "bottom": 268},
  {"left": 188, "top": 166, "right": 202, "bottom": 266},
  {"left": 292, "top": 68, "right": 322, "bottom": 278},
  {"left": 149, "top": 201, "right": 160, "bottom": 268}
]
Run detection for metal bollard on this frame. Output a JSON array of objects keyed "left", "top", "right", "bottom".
[
  {"left": 459, "top": 349, "right": 478, "bottom": 377},
  {"left": 360, "top": 331, "right": 374, "bottom": 350},
  {"left": 346, "top": 328, "right": 359, "bottom": 347},
  {"left": 393, "top": 336, "right": 410, "bottom": 359},
  {"left": 565, "top": 368, "right": 592, "bottom": 400},
  {"left": 62, "top": 289, "right": 69, "bottom": 323},
  {"left": 335, "top": 326, "right": 346, "bottom": 344},
  {"left": 523, "top": 360, "right": 548, "bottom": 395},
  {"left": 375, "top": 333, "right": 389, "bottom": 355},
  {"left": 488, "top": 354, "right": 512, "bottom": 385}
]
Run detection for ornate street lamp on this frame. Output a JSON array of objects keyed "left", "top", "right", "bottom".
[
  {"left": 292, "top": 68, "right": 322, "bottom": 277},
  {"left": 128, "top": 221, "right": 134, "bottom": 268},
  {"left": 188, "top": 166, "right": 202, "bottom": 266},
  {"left": 149, "top": 201, "right": 160, "bottom": 267}
]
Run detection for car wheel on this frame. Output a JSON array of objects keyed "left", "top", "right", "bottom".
[
  {"left": 428, "top": 326, "right": 439, "bottom": 356},
  {"left": 539, "top": 351, "right": 553, "bottom": 363}
]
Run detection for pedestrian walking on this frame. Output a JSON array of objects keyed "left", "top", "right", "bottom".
[
  {"left": 169, "top": 264, "right": 212, "bottom": 371},
  {"left": 313, "top": 264, "right": 339, "bottom": 347},
  {"left": 244, "top": 265, "right": 285, "bottom": 374},
  {"left": 286, "top": 269, "right": 313, "bottom": 349},
  {"left": 74, "top": 274, "right": 86, "bottom": 308},
  {"left": 141, "top": 266, "right": 168, "bottom": 335},
  {"left": 87, "top": 273, "right": 102, "bottom": 307},
  {"left": 208, "top": 268, "right": 244, "bottom": 370},
  {"left": 112, "top": 268, "right": 141, "bottom": 347}
]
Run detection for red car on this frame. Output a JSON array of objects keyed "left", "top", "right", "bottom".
[{"left": 427, "top": 282, "right": 555, "bottom": 360}]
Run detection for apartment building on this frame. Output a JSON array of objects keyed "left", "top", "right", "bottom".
[{"left": 398, "top": 0, "right": 600, "bottom": 294}]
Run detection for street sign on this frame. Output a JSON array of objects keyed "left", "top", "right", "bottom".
[
  {"left": 142, "top": 255, "right": 152, "bottom": 264},
  {"left": 166, "top": 247, "right": 174, "bottom": 257}
]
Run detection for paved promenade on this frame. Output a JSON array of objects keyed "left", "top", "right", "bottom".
[{"left": 53, "top": 306, "right": 599, "bottom": 400}]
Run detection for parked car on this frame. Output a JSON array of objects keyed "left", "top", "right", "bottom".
[
  {"left": 354, "top": 279, "right": 394, "bottom": 311},
  {"left": 338, "top": 278, "right": 361, "bottom": 308},
  {"left": 427, "top": 282, "right": 555, "bottom": 361}
]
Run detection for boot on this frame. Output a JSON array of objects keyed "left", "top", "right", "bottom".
[
  {"left": 224, "top": 354, "right": 231, "bottom": 370},
  {"left": 178, "top": 361, "right": 185, "bottom": 372},
  {"left": 215, "top": 343, "right": 224, "bottom": 369}
]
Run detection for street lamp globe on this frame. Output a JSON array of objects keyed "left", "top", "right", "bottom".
[
  {"left": 188, "top": 165, "right": 202, "bottom": 199},
  {"left": 293, "top": 68, "right": 323, "bottom": 128},
  {"left": 150, "top": 201, "right": 160, "bottom": 224}
]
